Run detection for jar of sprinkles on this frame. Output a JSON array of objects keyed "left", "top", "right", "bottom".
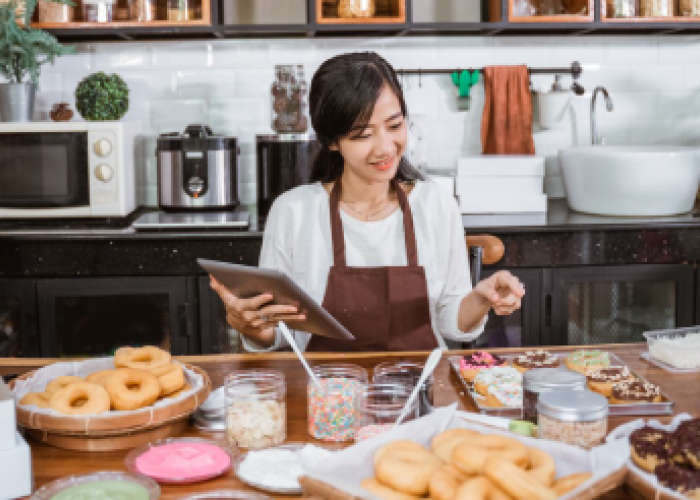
[
  {"left": 308, "top": 364, "right": 368, "bottom": 441},
  {"left": 522, "top": 368, "right": 586, "bottom": 424}
]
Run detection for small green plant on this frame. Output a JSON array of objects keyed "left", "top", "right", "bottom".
[
  {"left": 0, "top": 0, "right": 75, "bottom": 86},
  {"left": 75, "top": 72, "right": 130, "bottom": 121}
]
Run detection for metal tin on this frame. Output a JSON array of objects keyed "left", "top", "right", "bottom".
[
  {"left": 523, "top": 368, "right": 586, "bottom": 392},
  {"left": 537, "top": 389, "right": 608, "bottom": 422}
]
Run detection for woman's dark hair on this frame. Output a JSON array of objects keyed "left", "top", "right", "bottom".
[{"left": 309, "top": 52, "right": 424, "bottom": 184}]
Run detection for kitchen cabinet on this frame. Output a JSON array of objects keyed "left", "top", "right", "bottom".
[
  {"left": 0, "top": 280, "right": 38, "bottom": 358},
  {"left": 547, "top": 264, "right": 695, "bottom": 346},
  {"left": 35, "top": 277, "right": 198, "bottom": 357}
]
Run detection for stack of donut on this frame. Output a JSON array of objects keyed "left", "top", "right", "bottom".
[
  {"left": 586, "top": 366, "right": 662, "bottom": 405},
  {"left": 630, "top": 419, "right": 700, "bottom": 497},
  {"left": 18, "top": 346, "right": 192, "bottom": 416},
  {"left": 361, "top": 429, "right": 593, "bottom": 500}
]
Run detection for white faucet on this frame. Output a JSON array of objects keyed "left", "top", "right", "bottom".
[{"left": 590, "top": 86, "right": 614, "bottom": 146}]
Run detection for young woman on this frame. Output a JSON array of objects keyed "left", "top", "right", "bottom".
[{"left": 211, "top": 52, "right": 524, "bottom": 352}]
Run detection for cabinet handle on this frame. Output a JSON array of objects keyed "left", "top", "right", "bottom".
[
  {"left": 178, "top": 303, "right": 193, "bottom": 339},
  {"left": 545, "top": 294, "right": 552, "bottom": 327}
]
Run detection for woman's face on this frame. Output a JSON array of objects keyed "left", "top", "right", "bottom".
[{"left": 333, "top": 85, "right": 407, "bottom": 184}]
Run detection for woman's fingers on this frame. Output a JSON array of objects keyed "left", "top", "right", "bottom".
[
  {"left": 494, "top": 271, "right": 525, "bottom": 298},
  {"left": 240, "top": 293, "right": 275, "bottom": 310}
]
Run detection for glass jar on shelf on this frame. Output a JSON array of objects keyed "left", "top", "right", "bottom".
[
  {"left": 129, "top": 0, "right": 157, "bottom": 21},
  {"left": 337, "top": 0, "right": 375, "bottom": 18},
  {"left": 38, "top": 0, "right": 75, "bottom": 22},
  {"left": 307, "top": 363, "right": 368, "bottom": 442},
  {"left": 166, "top": 0, "right": 197, "bottom": 21},
  {"left": 271, "top": 64, "right": 310, "bottom": 134},
  {"left": 680, "top": 0, "right": 700, "bottom": 16},
  {"left": 606, "top": 0, "right": 636, "bottom": 17},
  {"left": 225, "top": 370, "right": 286, "bottom": 449},
  {"left": 355, "top": 383, "right": 417, "bottom": 442},
  {"left": 640, "top": 0, "right": 674, "bottom": 16},
  {"left": 81, "top": 0, "right": 116, "bottom": 22},
  {"left": 115, "top": 0, "right": 130, "bottom": 21}
]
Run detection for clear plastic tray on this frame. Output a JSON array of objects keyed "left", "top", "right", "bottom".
[
  {"left": 31, "top": 471, "right": 160, "bottom": 499},
  {"left": 177, "top": 492, "right": 272, "bottom": 500},
  {"left": 639, "top": 351, "right": 700, "bottom": 373},
  {"left": 448, "top": 351, "right": 675, "bottom": 417},
  {"left": 233, "top": 442, "right": 308, "bottom": 495},
  {"left": 643, "top": 326, "right": 700, "bottom": 370},
  {"left": 125, "top": 438, "right": 236, "bottom": 484}
]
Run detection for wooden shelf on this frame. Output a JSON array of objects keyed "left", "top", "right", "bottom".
[
  {"left": 33, "top": 20, "right": 210, "bottom": 28},
  {"left": 602, "top": 16, "right": 700, "bottom": 21}
]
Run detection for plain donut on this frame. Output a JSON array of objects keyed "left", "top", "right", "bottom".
[
  {"left": 429, "top": 464, "right": 469, "bottom": 500},
  {"left": 49, "top": 382, "right": 110, "bottom": 415},
  {"left": 552, "top": 472, "right": 592, "bottom": 496},
  {"left": 105, "top": 368, "right": 160, "bottom": 411},
  {"left": 361, "top": 478, "right": 422, "bottom": 500},
  {"left": 114, "top": 346, "right": 171, "bottom": 371},
  {"left": 19, "top": 392, "right": 51, "bottom": 409},
  {"left": 482, "top": 457, "right": 556, "bottom": 500},
  {"left": 86, "top": 370, "right": 119, "bottom": 387},
  {"left": 374, "top": 440, "right": 428, "bottom": 466},
  {"left": 452, "top": 435, "right": 529, "bottom": 475},
  {"left": 431, "top": 429, "right": 479, "bottom": 462},
  {"left": 454, "top": 477, "right": 511, "bottom": 500},
  {"left": 45, "top": 376, "right": 83, "bottom": 396},
  {"left": 376, "top": 449, "right": 442, "bottom": 496},
  {"left": 150, "top": 363, "right": 185, "bottom": 396},
  {"left": 526, "top": 446, "right": 556, "bottom": 486}
]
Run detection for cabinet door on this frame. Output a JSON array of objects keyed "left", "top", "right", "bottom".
[
  {"left": 471, "top": 268, "right": 542, "bottom": 348},
  {"left": 198, "top": 276, "right": 243, "bottom": 354},
  {"left": 0, "top": 280, "right": 39, "bottom": 357},
  {"left": 37, "top": 277, "right": 196, "bottom": 357},
  {"left": 549, "top": 264, "right": 694, "bottom": 346}
]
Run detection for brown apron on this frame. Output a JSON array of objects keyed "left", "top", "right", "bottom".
[{"left": 306, "top": 178, "right": 438, "bottom": 352}]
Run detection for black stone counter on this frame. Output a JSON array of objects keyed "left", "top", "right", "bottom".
[{"left": 2, "top": 200, "right": 700, "bottom": 277}]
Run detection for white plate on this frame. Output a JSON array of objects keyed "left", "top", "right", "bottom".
[
  {"left": 639, "top": 351, "right": 700, "bottom": 373},
  {"left": 233, "top": 443, "right": 308, "bottom": 495}
]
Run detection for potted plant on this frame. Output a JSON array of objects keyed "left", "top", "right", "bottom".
[
  {"left": 0, "top": 0, "right": 74, "bottom": 122},
  {"left": 75, "top": 72, "right": 129, "bottom": 121}
]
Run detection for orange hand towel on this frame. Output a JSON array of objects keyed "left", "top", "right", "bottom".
[{"left": 481, "top": 65, "right": 535, "bottom": 155}]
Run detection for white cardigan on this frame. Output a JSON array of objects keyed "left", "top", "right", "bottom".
[{"left": 241, "top": 180, "right": 487, "bottom": 352}]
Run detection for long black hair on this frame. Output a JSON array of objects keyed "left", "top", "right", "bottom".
[{"left": 309, "top": 52, "right": 424, "bottom": 184}]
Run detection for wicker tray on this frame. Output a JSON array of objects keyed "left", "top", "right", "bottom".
[
  {"left": 299, "top": 461, "right": 628, "bottom": 500},
  {"left": 448, "top": 352, "right": 674, "bottom": 417},
  {"left": 11, "top": 364, "right": 211, "bottom": 434},
  {"left": 24, "top": 416, "right": 189, "bottom": 452}
]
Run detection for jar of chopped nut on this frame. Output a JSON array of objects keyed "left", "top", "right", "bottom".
[
  {"left": 225, "top": 370, "right": 286, "bottom": 449},
  {"left": 337, "top": 0, "right": 375, "bottom": 18},
  {"left": 537, "top": 390, "right": 608, "bottom": 449},
  {"left": 38, "top": 0, "right": 75, "bottom": 22}
]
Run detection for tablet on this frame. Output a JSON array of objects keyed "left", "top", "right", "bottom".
[{"left": 198, "top": 258, "right": 355, "bottom": 341}]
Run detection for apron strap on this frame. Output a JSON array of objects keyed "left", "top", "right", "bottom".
[{"left": 329, "top": 177, "right": 420, "bottom": 268}]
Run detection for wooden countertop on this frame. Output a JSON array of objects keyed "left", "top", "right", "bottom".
[{"left": 3, "top": 343, "right": 698, "bottom": 499}]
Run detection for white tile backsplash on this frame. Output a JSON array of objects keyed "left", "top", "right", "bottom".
[{"left": 26, "top": 35, "right": 698, "bottom": 207}]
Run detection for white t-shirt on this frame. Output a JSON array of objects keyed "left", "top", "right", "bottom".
[{"left": 242, "top": 180, "right": 486, "bottom": 352}]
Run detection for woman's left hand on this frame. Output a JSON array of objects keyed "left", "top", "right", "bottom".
[{"left": 474, "top": 270, "right": 525, "bottom": 315}]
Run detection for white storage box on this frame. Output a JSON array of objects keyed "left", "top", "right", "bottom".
[
  {"left": 0, "top": 432, "right": 32, "bottom": 499},
  {"left": 457, "top": 156, "right": 545, "bottom": 177},
  {"left": 456, "top": 176, "right": 543, "bottom": 195},
  {"left": 0, "top": 379, "right": 16, "bottom": 451},
  {"left": 460, "top": 194, "right": 548, "bottom": 214}
]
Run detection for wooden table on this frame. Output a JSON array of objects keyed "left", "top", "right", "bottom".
[{"left": 2, "top": 343, "right": 698, "bottom": 499}]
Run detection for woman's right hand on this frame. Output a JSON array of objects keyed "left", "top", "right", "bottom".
[{"left": 210, "top": 276, "right": 306, "bottom": 347}]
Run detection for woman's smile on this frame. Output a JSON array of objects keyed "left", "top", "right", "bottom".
[{"left": 371, "top": 156, "right": 396, "bottom": 171}]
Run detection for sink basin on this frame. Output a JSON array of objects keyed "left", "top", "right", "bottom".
[{"left": 559, "top": 146, "right": 700, "bottom": 216}]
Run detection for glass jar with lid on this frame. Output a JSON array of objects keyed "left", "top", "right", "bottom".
[
  {"left": 355, "top": 383, "right": 417, "bottom": 442},
  {"left": 38, "top": 0, "right": 75, "bottom": 22},
  {"left": 337, "top": 0, "right": 375, "bottom": 18},
  {"left": 225, "top": 370, "right": 286, "bottom": 449},
  {"left": 537, "top": 390, "right": 608, "bottom": 449},
  {"left": 81, "top": 0, "right": 116, "bottom": 22},
  {"left": 606, "top": 0, "right": 636, "bottom": 17},
  {"left": 271, "top": 65, "right": 309, "bottom": 134},
  {"left": 522, "top": 368, "right": 586, "bottom": 424},
  {"left": 308, "top": 363, "right": 368, "bottom": 442},
  {"left": 373, "top": 361, "right": 433, "bottom": 417},
  {"left": 128, "top": 0, "right": 157, "bottom": 21},
  {"left": 167, "top": 0, "right": 197, "bottom": 21},
  {"left": 640, "top": 0, "right": 674, "bottom": 16},
  {"left": 680, "top": 0, "right": 700, "bottom": 15}
]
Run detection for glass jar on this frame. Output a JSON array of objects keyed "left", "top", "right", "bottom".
[
  {"left": 166, "top": 0, "right": 196, "bottom": 20},
  {"left": 606, "top": 0, "right": 636, "bottom": 17},
  {"left": 373, "top": 361, "right": 433, "bottom": 417},
  {"left": 522, "top": 368, "right": 586, "bottom": 424},
  {"left": 225, "top": 370, "right": 286, "bottom": 449},
  {"left": 355, "top": 383, "right": 417, "bottom": 442},
  {"left": 271, "top": 65, "right": 309, "bottom": 134},
  {"left": 680, "top": 0, "right": 700, "bottom": 15},
  {"left": 129, "top": 0, "right": 157, "bottom": 21},
  {"left": 308, "top": 364, "right": 368, "bottom": 442},
  {"left": 337, "top": 0, "right": 375, "bottom": 18},
  {"left": 81, "top": 0, "right": 116, "bottom": 22},
  {"left": 640, "top": 0, "right": 674, "bottom": 16},
  {"left": 115, "top": 0, "right": 130, "bottom": 20},
  {"left": 38, "top": 0, "right": 75, "bottom": 22},
  {"left": 537, "top": 390, "right": 608, "bottom": 449}
]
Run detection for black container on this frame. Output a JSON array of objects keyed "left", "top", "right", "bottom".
[{"left": 256, "top": 134, "right": 319, "bottom": 221}]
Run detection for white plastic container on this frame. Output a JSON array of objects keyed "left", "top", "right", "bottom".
[
  {"left": 459, "top": 194, "right": 547, "bottom": 214},
  {"left": 456, "top": 156, "right": 545, "bottom": 177},
  {"left": 644, "top": 326, "right": 700, "bottom": 370}
]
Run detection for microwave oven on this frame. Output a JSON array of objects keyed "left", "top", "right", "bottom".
[{"left": 0, "top": 121, "right": 140, "bottom": 219}]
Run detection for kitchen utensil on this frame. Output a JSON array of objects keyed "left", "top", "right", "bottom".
[{"left": 394, "top": 348, "right": 442, "bottom": 426}]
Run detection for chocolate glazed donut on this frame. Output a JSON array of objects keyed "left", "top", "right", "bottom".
[
  {"left": 629, "top": 426, "right": 671, "bottom": 473},
  {"left": 655, "top": 462, "right": 700, "bottom": 496},
  {"left": 669, "top": 419, "right": 700, "bottom": 470}
]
